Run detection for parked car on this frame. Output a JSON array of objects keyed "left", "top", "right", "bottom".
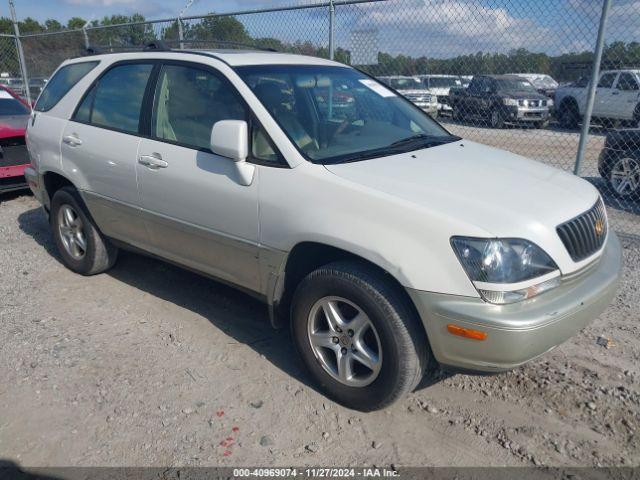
[
  {"left": 460, "top": 75, "right": 473, "bottom": 88},
  {"left": 555, "top": 70, "right": 640, "bottom": 129},
  {"left": 417, "top": 74, "right": 463, "bottom": 115},
  {"left": 26, "top": 48, "right": 621, "bottom": 411},
  {"left": 598, "top": 128, "right": 640, "bottom": 199},
  {"left": 0, "top": 85, "right": 31, "bottom": 193},
  {"left": 0, "top": 77, "right": 26, "bottom": 98},
  {"left": 378, "top": 75, "right": 438, "bottom": 116},
  {"left": 508, "top": 73, "right": 559, "bottom": 99},
  {"left": 450, "top": 74, "right": 551, "bottom": 128}
]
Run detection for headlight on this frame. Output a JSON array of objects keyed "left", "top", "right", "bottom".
[
  {"left": 451, "top": 237, "right": 560, "bottom": 304},
  {"left": 503, "top": 98, "right": 518, "bottom": 106},
  {"left": 547, "top": 99, "right": 554, "bottom": 107}
]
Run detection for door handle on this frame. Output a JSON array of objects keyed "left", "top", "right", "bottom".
[
  {"left": 612, "top": 91, "right": 620, "bottom": 95},
  {"left": 62, "top": 134, "right": 82, "bottom": 147},
  {"left": 138, "top": 153, "right": 168, "bottom": 169}
]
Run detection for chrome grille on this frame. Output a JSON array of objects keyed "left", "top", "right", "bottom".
[{"left": 556, "top": 199, "right": 607, "bottom": 262}]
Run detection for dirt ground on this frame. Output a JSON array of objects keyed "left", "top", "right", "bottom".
[{"left": 0, "top": 193, "right": 638, "bottom": 469}]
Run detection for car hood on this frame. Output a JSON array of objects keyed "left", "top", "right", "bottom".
[
  {"left": 0, "top": 114, "right": 28, "bottom": 138},
  {"left": 500, "top": 90, "right": 547, "bottom": 100},
  {"left": 427, "top": 87, "right": 452, "bottom": 95},
  {"left": 323, "top": 140, "right": 599, "bottom": 241},
  {"left": 398, "top": 89, "right": 431, "bottom": 96}
]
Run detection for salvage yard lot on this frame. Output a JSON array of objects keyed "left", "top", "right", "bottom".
[{"left": 1, "top": 191, "right": 639, "bottom": 468}]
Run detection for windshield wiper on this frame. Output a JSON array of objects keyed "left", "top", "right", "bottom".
[
  {"left": 388, "top": 134, "right": 460, "bottom": 149},
  {"left": 324, "top": 134, "right": 461, "bottom": 164}
]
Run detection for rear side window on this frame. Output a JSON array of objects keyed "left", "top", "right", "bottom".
[
  {"left": 34, "top": 61, "right": 98, "bottom": 112},
  {"left": 74, "top": 63, "right": 153, "bottom": 134}
]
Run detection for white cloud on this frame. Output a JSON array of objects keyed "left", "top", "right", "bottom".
[{"left": 343, "top": 0, "right": 559, "bottom": 57}]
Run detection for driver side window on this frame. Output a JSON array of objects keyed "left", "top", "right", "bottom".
[{"left": 152, "top": 64, "right": 246, "bottom": 151}]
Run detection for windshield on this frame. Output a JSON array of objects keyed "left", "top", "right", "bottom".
[
  {"left": 0, "top": 90, "right": 29, "bottom": 115},
  {"left": 496, "top": 78, "right": 537, "bottom": 92},
  {"left": 237, "top": 65, "right": 456, "bottom": 164},
  {"left": 387, "top": 77, "right": 421, "bottom": 90},
  {"left": 425, "top": 77, "right": 461, "bottom": 88}
]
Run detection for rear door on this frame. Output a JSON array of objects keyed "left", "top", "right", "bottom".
[
  {"left": 61, "top": 61, "right": 155, "bottom": 245},
  {"left": 135, "top": 61, "right": 261, "bottom": 292},
  {"left": 611, "top": 72, "right": 640, "bottom": 120}
]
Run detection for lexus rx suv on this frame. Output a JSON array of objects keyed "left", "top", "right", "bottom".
[{"left": 25, "top": 47, "right": 621, "bottom": 411}]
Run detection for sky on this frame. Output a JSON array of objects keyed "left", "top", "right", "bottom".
[{"left": 0, "top": 0, "right": 638, "bottom": 58}]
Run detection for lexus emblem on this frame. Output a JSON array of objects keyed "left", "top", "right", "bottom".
[{"left": 594, "top": 219, "right": 605, "bottom": 237}]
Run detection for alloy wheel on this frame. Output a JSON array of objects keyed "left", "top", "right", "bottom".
[
  {"left": 610, "top": 157, "right": 640, "bottom": 197},
  {"left": 58, "top": 204, "right": 87, "bottom": 260},
  {"left": 307, "top": 296, "right": 382, "bottom": 387}
]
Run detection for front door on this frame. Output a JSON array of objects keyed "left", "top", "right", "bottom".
[
  {"left": 594, "top": 72, "right": 618, "bottom": 118},
  {"left": 611, "top": 72, "right": 640, "bottom": 121},
  {"left": 136, "top": 62, "right": 261, "bottom": 292}
]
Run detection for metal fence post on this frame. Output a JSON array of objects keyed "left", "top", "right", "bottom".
[
  {"left": 574, "top": 0, "right": 612, "bottom": 176},
  {"left": 82, "top": 21, "right": 90, "bottom": 49},
  {"left": 178, "top": 18, "right": 185, "bottom": 49},
  {"left": 8, "top": 0, "right": 31, "bottom": 105},
  {"left": 328, "top": 0, "right": 335, "bottom": 60}
]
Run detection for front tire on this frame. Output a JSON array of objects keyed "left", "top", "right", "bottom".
[
  {"left": 291, "top": 261, "right": 429, "bottom": 411},
  {"left": 51, "top": 186, "right": 118, "bottom": 275},
  {"left": 559, "top": 100, "right": 580, "bottom": 129},
  {"left": 607, "top": 153, "right": 640, "bottom": 199},
  {"left": 490, "top": 108, "right": 505, "bottom": 129}
]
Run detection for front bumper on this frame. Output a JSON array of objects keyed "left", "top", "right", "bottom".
[
  {"left": 0, "top": 164, "right": 28, "bottom": 193},
  {"left": 408, "top": 232, "right": 622, "bottom": 373},
  {"left": 503, "top": 105, "right": 550, "bottom": 123},
  {"left": 414, "top": 102, "right": 438, "bottom": 114}
]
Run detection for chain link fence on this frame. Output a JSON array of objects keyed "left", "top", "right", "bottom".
[{"left": 4, "top": 0, "right": 640, "bottom": 238}]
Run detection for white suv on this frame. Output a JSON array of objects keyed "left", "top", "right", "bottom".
[{"left": 25, "top": 47, "right": 621, "bottom": 411}]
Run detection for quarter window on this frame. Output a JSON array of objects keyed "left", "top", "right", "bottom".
[
  {"left": 152, "top": 64, "right": 246, "bottom": 150},
  {"left": 35, "top": 61, "right": 98, "bottom": 112}
]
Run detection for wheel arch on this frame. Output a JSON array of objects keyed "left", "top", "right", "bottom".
[
  {"left": 42, "top": 170, "right": 76, "bottom": 213},
  {"left": 269, "top": 241, "right": 423, "bottom": 335}
]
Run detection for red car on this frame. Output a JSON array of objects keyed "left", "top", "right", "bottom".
[{"left": 0, "top": 85, "right": 30, "bottom": 193}]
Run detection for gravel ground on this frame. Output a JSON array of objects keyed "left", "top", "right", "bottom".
[{"left": 0, "top": 193, "right": 638, "bottom": 468}]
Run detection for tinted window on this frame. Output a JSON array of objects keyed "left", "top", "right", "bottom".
[
  {"left": 575, "top": 77, "right": 589, "bottom": 88},
  {"left": 617, "top": 73, "right": 639, "bottom": 91},
  {"left": 598, "top": 73, "right": 617, "bottom": 88},
  {"left": 35, "top": 61, "right": 98, "bottom": 112},
  {"left": 152, "top": 64, "right": 246, "bottom": 150},
  {"left": 78, "top": 63, "right": 152, "bottom": 133},
  {"left": 0, "top": 89, "right": 29, "bottom": 115}
]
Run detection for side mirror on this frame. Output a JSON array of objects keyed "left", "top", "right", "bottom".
[
  {"left": 210, "top": 120, "right": 254, "bottom": 186},
  {"left": 210, "top": 120, "right": 248, "bottom": 162}
]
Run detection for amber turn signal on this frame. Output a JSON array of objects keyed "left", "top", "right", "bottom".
[{"left": 447, "top": 324, "right": 487, "bottom": 341}]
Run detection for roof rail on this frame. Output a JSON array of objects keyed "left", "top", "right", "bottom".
[
  {"left": 169, "top": 39, "right": 278, "bottom": 52},
  {"left": 84, "top": 45, "right": 104, "bottom": 56},
  {"left": 143, "top": 40, "right": 171, "bottom": 51}
]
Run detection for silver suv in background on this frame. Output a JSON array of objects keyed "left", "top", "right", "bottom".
[
  {"left": 418, "top": 74, "right": 463, "bottom": 115},
  {"left": 378, "top": 75, "right": 438, "bottom": 116}
]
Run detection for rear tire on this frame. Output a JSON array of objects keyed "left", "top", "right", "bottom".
[
  {"left": 50, "top": 186, "right": 118, "bottom": 275},
  {"left": 290, "top": 261, "right": 429, "bottom": 411}
]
